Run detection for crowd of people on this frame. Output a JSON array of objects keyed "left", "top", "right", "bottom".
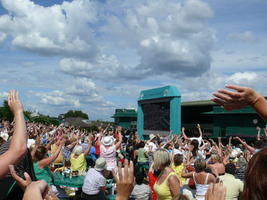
[{"left": 0, "top": 84, "right": 267, "bottom": 200}]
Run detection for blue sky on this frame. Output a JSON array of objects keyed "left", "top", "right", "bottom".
[{"left": 0, "top": 0, "right": 267, "bottom": 121}]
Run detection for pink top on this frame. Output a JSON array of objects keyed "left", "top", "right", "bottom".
[{"left": 100, "top": 145, "right": 117, "bottom": 171}]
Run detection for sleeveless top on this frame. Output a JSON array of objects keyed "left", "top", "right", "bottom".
[
  {"left": 33, "top": 162, "right": 53, "bottom": 185},
  {"left": 153, "top": 172, "right": 178, "bottom": 200},
  {"left": 193, "top": 172, "right": 210, "bottom": 200},
  {"left": 137, "top": 148, "right": 148, "bottom": 163}
]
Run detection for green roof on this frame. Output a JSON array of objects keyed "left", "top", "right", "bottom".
[
  {"left": 204, "top": 106, "right": 257, "bottom": 115},
  {"left": 112, "top": 109, "right": 137, "bottom": 118},
  {"left": 182, "top": 100, "right": 216, "bottom": 106}
]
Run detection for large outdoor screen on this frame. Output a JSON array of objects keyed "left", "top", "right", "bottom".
[{"left": 142, "top": 100, "right": 170, "bottom": 131}]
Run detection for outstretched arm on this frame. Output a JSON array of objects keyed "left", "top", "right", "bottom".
[
  {"left": 0, "top": 90, "right": 27, "bottom": 178},
  {"left": 39, "top": 142, "right": 64, "bottom": 168},
  {"left": 234, "top": 137, "right": 255, "bottom": 153},
  {"left": 256, "top": 127, "right": 261, "bottom": 140},
  {"left": 197, "top": 124, "right": 203, "bottom": 138},
  {"left": 212, "top": 85, "right": 267, "bottom": 122}
]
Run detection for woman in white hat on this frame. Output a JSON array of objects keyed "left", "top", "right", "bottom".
[
  {"left": 81, "top": 157, "right": 109, "bottom": 200},
  {"left": 100, "top": 131, "right": 122, "bottom": 171}
]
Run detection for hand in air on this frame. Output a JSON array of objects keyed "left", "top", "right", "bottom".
[{"left": 212, "top": 85, "right": 260, "bottom": 110}]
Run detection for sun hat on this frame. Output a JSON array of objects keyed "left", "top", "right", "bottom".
[
  {"left": 73, "top": 145, "right": 83, "bottom": 155},
  {"left": 101, "top": 136, "right": 115, "bottom": 146},
  {"left": 149, "top": 134, "right": 156, "bottom": 141},
  {"left": 94, "top": 157, "right": 107, "bottom": 171}
]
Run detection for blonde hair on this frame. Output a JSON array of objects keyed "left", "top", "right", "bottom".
[{"left": 153, "top": 149, "right": 171, "bottom": 171}]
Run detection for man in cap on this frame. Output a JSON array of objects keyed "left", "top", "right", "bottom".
[{"left": 82, "top": 157, "right": 109, "bottom": 200}]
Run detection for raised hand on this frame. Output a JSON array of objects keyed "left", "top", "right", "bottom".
[
  {"left": 8, "top": 90, "right": 24, "bottom": 115},
  {"left": 112, "top": 159, "right": 134, "bottom": 200},
  {"left": 212, "top": 85, "right": 260, "bottom": 111}
]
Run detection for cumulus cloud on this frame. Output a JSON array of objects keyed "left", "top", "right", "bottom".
[
  {"left": 228, "top": 31, "right": 258, "bottom": 43},
  {"left": 34, "top": 90, "right": 81, "bottom": 107},
  {"left": 99, "top": 0, "right": 214, "bottom": 78},
  {"left": 0, "top": 0, "right": 98, "bottom": 58},
  {"left": 0, "top": 32, "right": 6, "bottom": 44},
  {"left": 57, "top": 0, "right": 215, "bottom": 80}
]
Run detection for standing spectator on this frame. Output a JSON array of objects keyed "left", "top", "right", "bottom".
[{"left": 100, "top": 131, "right": 122, "bottom": 171}]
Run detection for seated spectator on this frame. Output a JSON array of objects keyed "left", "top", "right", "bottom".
[
  {"left": 70, "top": 141, "right": 91, "bottom": 173},
  {"left": 220, "top": 163, "right": 243, "bottom": 200},
  {"left": 82, "top": 157, "right": 109, "bottom": 200},
  {"left": 130, "top": 171, "right": 150, "bottom": 200},
  {"left": 171, "top": 154, "right": 187, "bottom": 185}
]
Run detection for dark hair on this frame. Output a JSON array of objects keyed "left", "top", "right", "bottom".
[
  {"left": 174, "top": 143, "right": 179, "bottom": 149},
  {"left": 138, "top": 141, "right": 145, "bottom": 148},
  {"left": 225, "top": 163, "right": 236, "bottom": 175},
  {"left": 254, "top": 140, "right": 263, "bottom": 149},
  {"left": 242, "top": 148, "right": 267, "bottom": 200},
  {"left": 135, "top": 172, "right": 145, "bottom": 185},
  {"left": 33, "top": 145, "right": 47, "bottom": 162},
  {"left": 173, "top": 154, "right": 183, "bottom": 166},
  {"left": 191, "top": 140, "right": 199, "bottom": 157}
]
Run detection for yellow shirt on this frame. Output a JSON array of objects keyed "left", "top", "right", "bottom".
[
  {"left": 171, "top": 163, "right": 186, "bottom": 185},
  {"left": 51, "top": 144, "right": 63, "bottom": 164},
  {"left": 220, "top": 173, "right": 244, "bottom": 200},
  {"left": 153, "top": 172, "right": 178, "bottom": 200},
  {"left": 70, "top": 153, "right": 87, "bottom": 173}
]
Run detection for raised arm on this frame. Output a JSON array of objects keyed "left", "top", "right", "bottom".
[
  {"left": 83, "top": 138, "right": 92, "bottom": 156},
  {"left": 39, "top": 141, "right": 64, "bottom": 168},
  {"left": 256, "top": 127, "right": 261, "bottom": 140},
  {"left": 115, "top": 131, "right": 122, "bottom": 150},
  {"left": 234, "top": 137, "right": 255, "bottom": 154},
  {"left": 196, "top": 124, "right": 203, "bottom": 138},
  {"left": 0, "top": 90, "right": 27, "bottom": 178},
  {"left": 212, "top": 85, "right": 267, "bottom": 122},
  {"left": 182, "top": 127, "right": 189, "bottom": 141}
]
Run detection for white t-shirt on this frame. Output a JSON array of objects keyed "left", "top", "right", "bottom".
[
  {"left": 131, "top": 184, "right": 151, "bottom": 200},
  {"left": 189, "top": 136, "right": 203, "bottom": 147},
  {"left": 82, "top": 168, "right": 106, "bottom": 195},
  {"left": 144, "top": 142, "right": 157, "bottom": 152}
]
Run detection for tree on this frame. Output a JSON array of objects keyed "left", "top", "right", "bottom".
[
  {"left": 0, "top": 100, "right": 13, "bottom": 122},
  {"left": 62, "top": 110, "right": 89, "bottom": 119}
]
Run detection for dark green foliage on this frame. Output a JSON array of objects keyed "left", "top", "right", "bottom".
[{"left": 63, "top": 110, "right": 89, "bottom": 119}]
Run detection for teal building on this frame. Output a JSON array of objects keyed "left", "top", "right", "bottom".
[{"left": 137, "top": 86, "right": 181, "bottom": 139}]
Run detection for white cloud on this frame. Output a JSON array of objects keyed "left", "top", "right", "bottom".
[
  {"left": 99, "top": 0, "right": 215, "bottom": 78},
  {"left": 0, "top": 0, "right": 98, "bottom": 57},
  {"left": 228, "top": 31, "right": 258, "bottom": 43},
  {"left": 0, "top": 32, "right": 6, "bottom": 44},
  {"left": 34, "top": 90, "right": 80, "bottom": 107},
  {"left": 0, "top": 91, "right": 8, "bottom": 98}
]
